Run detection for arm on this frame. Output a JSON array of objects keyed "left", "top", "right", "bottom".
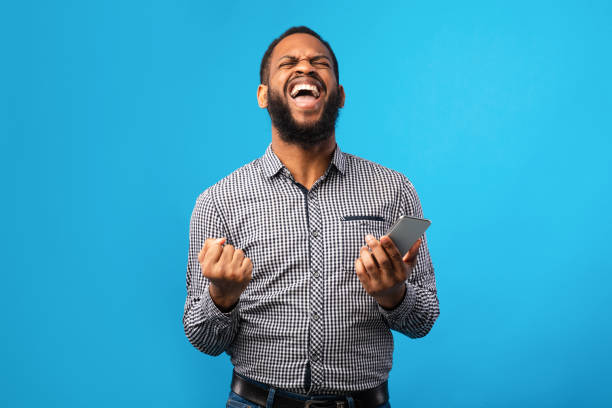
[
  {"left": 378, "top": 176, "right": 439, "bottom": 338},
  {"left": 355, "top": 176, "right": 440, "bottom": 338},
  {"left": 376, "top": 233, "right": 439, "bottom": 338},
  {"left": 182, "top": 188, "right": 239, "bottom": 356}
]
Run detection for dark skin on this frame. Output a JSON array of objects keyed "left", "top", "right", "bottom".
[
  {"left": 257, "top": 33, "right": 345, "bottom": 191},
  {"left": 357, "top": 235, "right": 421, "bottom": 310},
  {"left": 200, "top": 33, "right": 420, "bottom": 311}
]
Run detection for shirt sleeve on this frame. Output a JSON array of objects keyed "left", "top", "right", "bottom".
[
  {"left": 182, "top": 187, "right": 239, "bottom": 355},
  {"left": 377, "top": 176, "right": 440, "bottom": 338}
]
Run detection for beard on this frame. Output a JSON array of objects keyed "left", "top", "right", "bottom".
[{"left": 267, "top": 84, "right": 342, "bottom": 149}]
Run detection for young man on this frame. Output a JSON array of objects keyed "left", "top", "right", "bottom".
[{"left": 183, "top": 26, "right": 440, "bottom": 408}]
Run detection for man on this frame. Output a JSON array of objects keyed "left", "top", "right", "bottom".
[{"left": 183, "top": 26, "right": 440, "bottom": 408}]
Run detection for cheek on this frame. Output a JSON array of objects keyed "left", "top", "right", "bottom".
[{"left": 270, "top": 73, "right": 290, "bottom": 93}]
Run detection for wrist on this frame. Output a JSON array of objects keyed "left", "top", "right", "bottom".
[
  {"left": 376, "top": 284, "right": 407, "bottom": 310},
  {"left": 209, "top": 285, "right": 239, "bottom": 312}
]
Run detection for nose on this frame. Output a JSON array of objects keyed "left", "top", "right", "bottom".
[{"left": 294, "top": 57, "right": 315, "bottom": 75}]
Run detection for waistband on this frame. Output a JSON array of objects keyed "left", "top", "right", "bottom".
[{"left": 231, "top": 371, "right": 389, "bottom": 408}]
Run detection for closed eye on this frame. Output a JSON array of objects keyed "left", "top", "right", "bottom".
[
  {"left": 311, "top": 57, "right": 330, "bottom": 67},
  {"left": 277, "top": 55, "right": 331, "bottom": 69}
]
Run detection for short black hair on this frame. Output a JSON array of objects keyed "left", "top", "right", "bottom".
[{"left": 260, "top": 26, "right": 339, "bottom": 85}]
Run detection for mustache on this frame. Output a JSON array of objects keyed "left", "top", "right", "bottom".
[
  {"left": 284, "top": 72, "right": 327, "bottom": 95},
  {"left": 266, "top": 83, "right": 342, "bottom": 150}
]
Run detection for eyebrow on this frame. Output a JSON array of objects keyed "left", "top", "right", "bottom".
[{"left": 278, "top": 55, "right": 331, "bottom": 62}]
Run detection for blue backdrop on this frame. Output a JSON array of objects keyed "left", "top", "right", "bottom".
[{"left": 2, "top": 1, "right": 611, "bottom": 407}]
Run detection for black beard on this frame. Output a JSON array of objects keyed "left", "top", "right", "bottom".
[{"left": 267, "top": 86, "right": 341, "bottom": 149}]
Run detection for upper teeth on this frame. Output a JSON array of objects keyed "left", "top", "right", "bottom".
[{"left": 290, "top": 83, "right": 320, "bottom": 98}]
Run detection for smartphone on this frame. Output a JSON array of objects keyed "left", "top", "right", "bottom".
[{"left": 385, "top": 215, "right": 431, "bottom": 257}]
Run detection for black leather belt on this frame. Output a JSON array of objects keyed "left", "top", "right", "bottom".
[{"left": 231, "top": 371, "right": 389, "bottom": 408}]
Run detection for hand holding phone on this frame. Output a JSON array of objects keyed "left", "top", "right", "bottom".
[{"left": 356, "top": 215, "right": 431, "bottom": 309}]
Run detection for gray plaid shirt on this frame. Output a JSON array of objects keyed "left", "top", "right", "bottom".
[{"left": 183, "top": 142, "right": 439, "bottom": 394}]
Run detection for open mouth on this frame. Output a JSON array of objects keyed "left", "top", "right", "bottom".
[{"left": 288, "top": 78, "right": 323, "bottom": 110}]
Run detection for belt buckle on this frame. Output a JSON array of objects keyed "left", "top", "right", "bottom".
[{"left": 304, "top": 400, "right": 345, "bottom": 408}]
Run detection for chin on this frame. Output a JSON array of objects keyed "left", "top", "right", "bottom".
[{"left": 291, "top": 110, "right": 323, "bottom": 124}]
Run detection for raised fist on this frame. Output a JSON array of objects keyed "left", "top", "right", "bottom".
[{"left": 198, "top": 237, "right": 253, "bottom": 311}]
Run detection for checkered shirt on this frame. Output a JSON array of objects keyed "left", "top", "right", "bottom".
[{"left": 183, "top": 142, "right": 439, "bottom": 394}]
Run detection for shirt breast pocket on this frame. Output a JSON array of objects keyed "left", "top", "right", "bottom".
[{"left": 340, "top": 215, "right": 392, "bottom": 272}]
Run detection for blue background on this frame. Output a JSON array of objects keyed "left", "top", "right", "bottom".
[{"left": 2, "top": 1, "right": 611, "bottom": 407}]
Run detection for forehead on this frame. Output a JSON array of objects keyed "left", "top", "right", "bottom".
[{"left": 271, "top": 33, "right": 333, "bottom": 62}]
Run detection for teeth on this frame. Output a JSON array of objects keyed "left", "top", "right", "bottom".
[{"left": 290, "top": 83, "right": 320, "bottom": 98}]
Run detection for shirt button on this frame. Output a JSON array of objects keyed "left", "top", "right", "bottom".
[
  {"left": 312, "top": 271, "right": 320, "bottom": 278},
  {"left": 311, "top": 230, "right": 319, "bottom": 238},
  {"left": 311, "top": 353, "right": 319, "bottom": 362},
  {"left": 312, "top": 313, "right": 320, "bottom": 321}
]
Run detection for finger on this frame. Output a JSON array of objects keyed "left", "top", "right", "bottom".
[
  {"left": 241, "top": 257, "right": 253, "bottom": 280},
  {"left": 366, "top": 234, "right": 394, "bottom": 274},
  {"left": 360, "top": 246, "right": 380, "bottom": 280},
  {"left": 402, "top": 238, "right": 422, "bottom": 263},
  {"left": 403, "top": 250, "right": 419, "bottom": 265},
  {"left": 203, "top": 238, "right": 226, "bottom": 265},
  {"left": 199, "top": 237, "right": 226, "bottom": 261},
  {"left": 199, "top": 239, "right": 213, "bottom": 262},
  {"left": 379, "top": 235, "right": 405, "bottom": 274},
  {"left": 232, "top": 247, "right": 246, "bottom": 266},
  {"left": 219, "top": 243, "right": 235, "bottom": 265},
  {"left": 240, "top": 256, "right": 253, "bottom": 272},
  {"left": 205, "top": 237, "right": 226, "bottom": 249},
  {"left": 355, "top": 258, "right": 370, "bottom": 285},
  {"left": 362, "top": 236, "right": 381, "bottom": 270}
]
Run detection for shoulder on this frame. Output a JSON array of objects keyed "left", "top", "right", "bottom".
[
  {"left": 343, "top": 151, "right": 415, "bottom": 190},
  {"left": 342, "top": 151, "right": 422, "bottom": 214},
  {"left": 194, "top": 156, "right": 262, "bottom": 207}
]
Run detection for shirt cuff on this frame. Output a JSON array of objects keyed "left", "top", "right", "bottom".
[
  {"left": 377, "top": 282, "right": 417, "bottom": 322},
  {"left": 202, "top": 286, "right": 239, "bottom": 325}
]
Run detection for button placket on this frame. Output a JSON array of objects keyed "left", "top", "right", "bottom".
[{"left": 305, "top": 188, "right": 325, "bottom": 391}]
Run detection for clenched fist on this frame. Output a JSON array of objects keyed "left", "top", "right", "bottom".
[{"left": 198, "top": 237, "right": 253, "bottom": 312}]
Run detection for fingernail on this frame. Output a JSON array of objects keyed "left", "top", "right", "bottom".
[
  {"left": 365, "top": 234, "right": 374, "bottom": 242},
  {"left": 215, "top": 238, "right": 224, "bottom": 244}
]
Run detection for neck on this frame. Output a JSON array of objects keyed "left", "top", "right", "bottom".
[{"left": 270, "top": 127, "right": 337, "bottom": 190}]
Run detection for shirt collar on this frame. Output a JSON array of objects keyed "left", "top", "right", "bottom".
[{"left": 260, "top": 142, "right": 347, "bottom": 178}]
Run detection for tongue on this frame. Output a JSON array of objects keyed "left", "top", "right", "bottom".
[{"left": 293, "top": 95, "right": 318, "bottom": 109}]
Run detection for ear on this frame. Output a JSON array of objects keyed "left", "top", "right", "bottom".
[
  {"left": 338, "top": 84, "right": 346, "bottom": 108},
  {"left": 257, "top": 84, "right": 268, "bottom": 108}
]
